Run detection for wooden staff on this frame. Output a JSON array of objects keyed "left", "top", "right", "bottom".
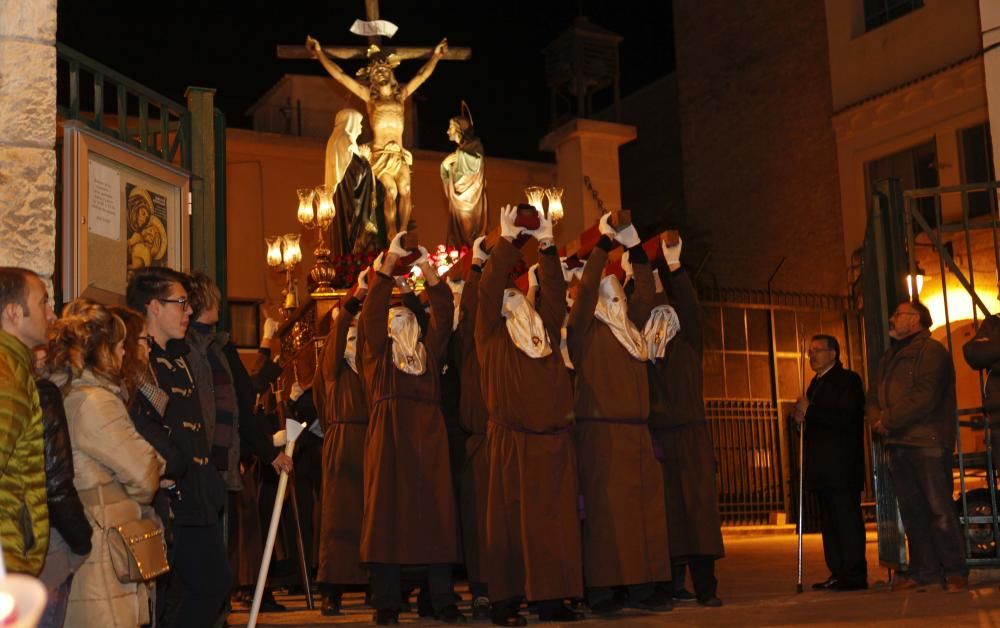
[{"left": 248, "top": 419, "right": 307, "bottom": 628}]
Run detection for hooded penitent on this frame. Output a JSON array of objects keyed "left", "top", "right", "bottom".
[
  {"left": 594, "top": 274, "right": 648, "bottom": 361},
  {"left": 388, "top": 306, "right": 426, "bottom": 374},
  {"left": 643, "top": 304, "right": 681, "bottom": 361},
  {"left": 501, "top": 288, "right": 552, "bottom": 359}
]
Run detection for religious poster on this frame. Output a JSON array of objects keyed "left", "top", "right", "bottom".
[
  {"left": 87, "top": 158, "right": 121, "bottom": 241},
  {"left": 64, "top": 115, "right": 189, "bottom": 306},
  {"left": 125, "top": 182, "right": 169, "bottom": 272}
]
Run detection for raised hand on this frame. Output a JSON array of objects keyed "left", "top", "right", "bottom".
[{"left": 500, "top": 204, "right": 522, "bottom": 240}]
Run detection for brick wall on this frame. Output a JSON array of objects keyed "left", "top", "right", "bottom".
[{"left": 673, "top": 0, "right": 846, "bottom": 294}]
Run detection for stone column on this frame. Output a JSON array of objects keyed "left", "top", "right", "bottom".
[
  {"left": 0, "top": 0, "right": 57, "bottom": 281},
  {"left": 539, "top": 118, "right": 636, "bottom": 246}
]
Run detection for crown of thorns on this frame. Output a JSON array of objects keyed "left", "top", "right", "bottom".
[{"left": 355, "top": 44, "right": 401, "bottom": 78}]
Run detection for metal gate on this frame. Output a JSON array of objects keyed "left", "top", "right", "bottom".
[
  {"left": 864, "top": 177, "right": 1000, "bottom": 569},
  {"left": 700, "top": 289, "right": 870, "bottom": 526}
]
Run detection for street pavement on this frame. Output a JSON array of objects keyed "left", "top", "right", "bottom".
[{"left": 228, "top": 532, "right": 1000, "bottom": 627}]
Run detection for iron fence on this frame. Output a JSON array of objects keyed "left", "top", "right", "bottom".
[{"left": 700, "top": 290, "right": 870, "bottom": 527}]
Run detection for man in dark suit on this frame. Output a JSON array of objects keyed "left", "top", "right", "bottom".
[{"left": 794, "top": 334, "right": 868, "bottom": 591}]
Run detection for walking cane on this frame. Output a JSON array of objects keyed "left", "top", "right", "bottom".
[
  {"left": 248, "top": 419, "right": 306, "bottom": 628},
  {"left": 796, "top": 332, "right": 807, "bottom": 594}
]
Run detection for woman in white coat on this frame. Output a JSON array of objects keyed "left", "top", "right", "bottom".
[{"left": 48, "top": 299, "right": 164, "bottom": 628}]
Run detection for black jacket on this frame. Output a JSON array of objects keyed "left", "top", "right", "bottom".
[
  {"left": 148, "top": 339, "right": 226, "bottom": 526},
  {"left": 36, "top": 379, "right": 92, "bottom": 555},
  {"left": 220, "top": 342, "right": 278, "bottom": 463},
  {"left": 803, "top": 362, "right": 866, "bottom": 491}
]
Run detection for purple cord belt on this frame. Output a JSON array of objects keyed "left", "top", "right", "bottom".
[
  {"left": 575, "top": 417, "right": 647, "bottom": 426},
  {"left": 373, "top": 394, "right": 440, "bottom": 407},
  {"left": 488, "top": 417, "right": 573, "bottom": 436}
]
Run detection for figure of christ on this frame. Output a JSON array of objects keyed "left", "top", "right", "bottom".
[{"left": 306, "top": 35, "right": 448, "bottom": 240}]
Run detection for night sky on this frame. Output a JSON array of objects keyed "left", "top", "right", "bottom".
[{"left": 56, "top": 0, "right": 674, "bottom": 161}]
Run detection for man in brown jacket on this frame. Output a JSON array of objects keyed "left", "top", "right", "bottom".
[
  {"left": 314, "top": 272, "right": 370, "bottom": 615},
  {"left": 360, "top": 234, "right": 464, "bottom": 625},
  {"left": 567, "top": 213, "right": 670, "bottom": 613},
  {"left": 476, "top": 205, "right": 583, "bottom": 626},
  {"left": 866, "top": 300, "right": 967, "bottom": 592}
]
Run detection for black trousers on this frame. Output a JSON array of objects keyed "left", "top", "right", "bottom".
[
  {"left": 370, "top": 564, "right": 453, "bottom": 612},
  {"left": 888, "top": 446, "right": 968, "bottom": 581},
  {"left": 672, "top": 556, "right": 717, "bottom": 600},
  {"left": 170, "top": 521, "right": 233, "bottom": 628},
  {"left": 814, "top": 488, "right": 868, "bottom": 582}
]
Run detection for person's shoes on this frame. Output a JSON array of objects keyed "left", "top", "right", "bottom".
[
  {"left": 891, "top": 576, "right": 924, "bottom": 592},
  {"left": 436, "top": 604, "right": 467, "bottom": 624},
  {"left": 588, "top": 598, "right": 622, "bottom": 615},
  {"left": 943, "top": 576, "right": 969, "bottom": 593},
  {"left": 671, "top": 588, "right": 697, "bottom": 603},
  {"left": 321, "top": 595, "right": 342, "bottom": 615},
  {"left": 812, "top": 577, "right": 837, "bottom": 590},
  {"left": 490, "top": 607, "right": 527, "bottom": 627},
  {"left": 373, "top": 608, "right": 399, "bottom": 625},
  {"left": 626, "top": 590, "right": 673, "bottom": 612},
  {"left": 831, "top": 579, "right": 868, "bottom": 591},
  {"left": 472, "top": 596, "right": 491, "bottom": 620},
  {"left": 539, "top": 603, "right": 585, "bottom": 622},
  {"left": 697, "top": 596, "right": 723, "bottom": 607},
  {"left": 260, "top": 590, "right": 287, "bottom": 613}
]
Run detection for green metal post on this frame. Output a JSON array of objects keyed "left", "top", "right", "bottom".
[{"left": 185, "top": 87, "right": 218, "bottom": 279}]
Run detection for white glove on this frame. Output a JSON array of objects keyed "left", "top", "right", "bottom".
[
  {"left": 373, "top": 251, "right": 387, "bottom": 274},
  {"left": 389, "top": 231, "right": 409, "bottom": 257},
  {"left": 413, "top": 245, "right": 431, "bottom": 268},
  {"left": 500, "top": 204, "right": 522, "bottom": 240},
  {"left": 262, "top": 317, "right": 280, "bottom": 342},
  {"left": 446, "top": 277, "right": 464, "bottom": 294},
  {"left": 272, "top": 429, "right": 287, "bottom": 448},
  {"left": 528, "top": 206, "right": 554, "bottom": 242},
  {"left": 598, "top": 212, "right": 616, "bottom": 239},
  {"left": 472, "top": 235, "right": 490, "bottom": 264},
  {"left": 662, "top": 236, "right": 683, "bottom": 269},
  {"left": 615, "top": 223, "right": 641, "bottom": 249},
  {"left": 528, "top": 263, "right": 540, "bottom": 289},
  {"left": 356, "top": 266, "right": 370, "bottom": 292},
  {"left": 620, "top": 251, "right": 634, "bottom": 280}
]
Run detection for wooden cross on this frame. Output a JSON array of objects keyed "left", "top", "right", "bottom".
[{"left": 276, "top": 0, "right": 470, "bottom": 62}]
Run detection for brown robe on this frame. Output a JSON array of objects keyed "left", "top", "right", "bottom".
[
  {"left": 566, "top": 243, "right": 670, "bottom": 588},
  {"left": 456, "top": 265, "right": 489, "bottom": 585},
  {"left": 648, "top": 268, "right": 725, "bottom": 559},
  {"left": 358, "top": 273, "right": 460, "bottom": 565},
  {"left": 475, "top": 238, "right": 582, "bottom": 602},
  {"left": 315, "top": 296, "right": 369, "bottom": 585}
]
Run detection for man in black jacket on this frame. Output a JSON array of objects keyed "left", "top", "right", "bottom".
[
  {"left": 127, "top": 267, "right": 232, "bottom": 627},
  {"left": 794, "top": 335, "right": 867, "bottom": 591},
  {"left": 961, "top": 314, "right": 1000, "bottom": 478}
]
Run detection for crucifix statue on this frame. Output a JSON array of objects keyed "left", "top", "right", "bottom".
[{"left": 279, "top": 0, "right": 470, "bottom": 241}]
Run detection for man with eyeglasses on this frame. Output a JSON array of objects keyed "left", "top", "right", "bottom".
[
  {"left": 127, "top": 267, "right": 232, "bottom": 626},
  {"left": 793, "top": 335, "right": 866, "bottom": 591},
  {"left": 865, "top": 300, "right": 967, "bottom": 592}
]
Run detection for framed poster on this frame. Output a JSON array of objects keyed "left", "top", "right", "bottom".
[{"left": 62, "top": 121, "right": 190, "bottom": 304}]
